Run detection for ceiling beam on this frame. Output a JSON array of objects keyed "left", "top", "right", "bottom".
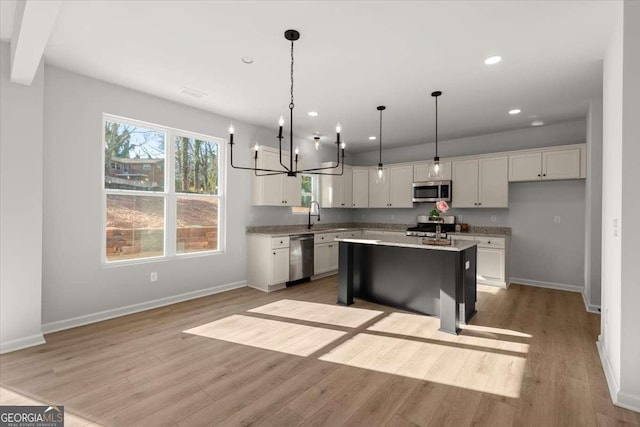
[{"left": 10, "top": 0, "right": 62, "bottom": 85}]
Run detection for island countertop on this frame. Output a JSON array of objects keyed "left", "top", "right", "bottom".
[{"left": 336, "top": 233, "right": 477, "bottom": 252}]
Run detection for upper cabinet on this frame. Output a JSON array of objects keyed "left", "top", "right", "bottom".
[
  {"left": 251, "top": 147, "right": 301, "bottom": 206},
  {"left": 509, "top": 146, "right": 584, "bottom": 182},
  {"left": 369, "top": 164, "right": 413, "bottom": 208},
  {"left": 413, "top": 161, "right": 452, "bottom": 181},
  {"left": 321, "top": 164, "right": 353, "bottom": 208},
  {"left": 452, "top": 156, "right": 508, "bottom": 208},
  {"left": 352, "top": 167, "right": 369, "bottom": 208}
]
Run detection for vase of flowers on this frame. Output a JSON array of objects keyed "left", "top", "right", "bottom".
[{"left": 429, "top": 201, "right": 449, "bottom": 240}]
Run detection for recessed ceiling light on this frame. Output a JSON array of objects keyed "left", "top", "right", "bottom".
[
  {"left": 369, "top": 136, "right": 376, "bottom": 140},
  {"left": 484, "top": 56, "right": 502, "bottom": 65},
  {"left": 179, "top": 87, "right": 207, "bottom": 99},
  {"left": 531, "top": 120, "right": 545, "bottom": 126},
  {"left": 241, "top": 56, "right": 254, "bottom": 64},
  {"left": 509, "top": 109, "right": 521, "bottom": 115},
  {"left": 307, "top": 111, "right": 318, "bottom": 117}
]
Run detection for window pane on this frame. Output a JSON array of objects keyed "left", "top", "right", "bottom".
[
  {"left": 175, "top": 137, "right": 219, "bottom": 194},
  {"left": 104, "top": 120, "right": 165, "bottom": 191},
  {"left": 176, "top": 196, "right": 218, "bottom": 254},
  {"left": 106, "top": 195, "right": 164, "bottom": 261}
]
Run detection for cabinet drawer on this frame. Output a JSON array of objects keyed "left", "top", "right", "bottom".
[
  {"left": 271, "top": 236, "right": 290, "bottom": 249},
  {"left": 314, "top": 233, "right": 332, "bottom": 244},
  {"left": 475, "top": 237, "right": 505, "bottom": 249},
  {"left": 341, "top": 230, "right": 362, "bottom": 238}
]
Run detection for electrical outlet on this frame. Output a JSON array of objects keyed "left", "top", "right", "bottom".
[
  {"left": 490, "top": 215, "right": 496, "bottom": 223},
  {"left": 391, "top": 214, "right": 396, "bottom": 220},
  {"left": 613, "top": 218, "right": 619, "bottom": 237},
  {"left": 554, "top": 216, "right": 561, "bottom": 224},
  {"left": 150, "top": 272, "right": 158, "bottom": 283}
]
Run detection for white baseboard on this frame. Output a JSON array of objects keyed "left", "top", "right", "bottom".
[
  {"left": 0, "top": 333, "right": 46, "bottom": 355},
  {"left": 581, "top": 291, "right": 601, "bottom": 313},
  {"left": 510, "top": 277, "right": 583, "bottom": 293},
  {"left": 42, "top": 281, "right": 247, "bottom": 334},
  {"left": 597, "top": 338, "right": 640, "bottom": 413}
]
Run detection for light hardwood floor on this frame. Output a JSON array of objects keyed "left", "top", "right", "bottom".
[{"left": 1, "top": 278, "right": 638, "bottom": 427}]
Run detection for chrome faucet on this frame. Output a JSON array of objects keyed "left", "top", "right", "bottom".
[{"left": 308, "top": 201, "right": 321, "bottom": 229}]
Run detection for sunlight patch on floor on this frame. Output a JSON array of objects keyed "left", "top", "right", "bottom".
[
  {"left": 0, "top": 386, "right": 103, "bottom": 427},
  {"left": 248, "top": 299, "right": 384, "bottom": 328},
  {"left": 477, "top": 285, "right": 503, "bottom": 295},
  {"left": 461, "top": 323, "right": 532, "bottom": 338},
  {"left": 183, "top": 314, "right": 347, "bottom": 357},
  {"left": 318, "top": 333, "right": 526, "bottom": 398}
]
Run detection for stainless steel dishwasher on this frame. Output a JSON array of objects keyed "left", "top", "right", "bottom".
[{"left": 288, "top": 234, "right": 314, "bottom": 285}]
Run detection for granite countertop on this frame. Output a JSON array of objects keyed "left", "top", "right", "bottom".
[
  {"left": 246, "top": 222, "right": 410, "bottom": 237},
  {"left": 336, "top": 234, "right": 477, "bottom": 252},
  {"left": 246, "top": 222, "right": 510, "bottom": 237}
]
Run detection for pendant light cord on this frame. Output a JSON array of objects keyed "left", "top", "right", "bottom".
[
  {"left": 379, "top": 109, "right": 383, "bottom": 164},
  {"left": 289, "top": 40, "right": 295, "bottom": 169},
  {"left": 435, "top": 94, "right": 438, "bottom": 158}
]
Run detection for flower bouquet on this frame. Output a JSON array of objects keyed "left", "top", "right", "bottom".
[{"left": 429, "top": 201, "right": 449, "bottom": 221}]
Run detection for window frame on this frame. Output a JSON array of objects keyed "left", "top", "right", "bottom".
[
  {"left": 292, "top": 174, "right": 319, "bottom": 215},
  {"left": 101, "top": 114, "right": 226, "bottom": 266}
]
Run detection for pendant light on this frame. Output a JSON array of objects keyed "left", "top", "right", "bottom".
[
  {"left": 375, "top": 105, "right": 386, "bottom": 184},
  {"left": 228, "top": 29, "right": 344, "bottom": 177},
  {"left": 428, "top": 91, "right": 443, "bottom": 179}
]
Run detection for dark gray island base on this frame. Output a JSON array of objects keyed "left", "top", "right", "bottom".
[{"left": 336, "top": 236, "right": 477, "bottom": 335}]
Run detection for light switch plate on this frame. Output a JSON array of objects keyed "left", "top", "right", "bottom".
[{"left": 554, "top": 216, "right": 561, "bottom": 224}]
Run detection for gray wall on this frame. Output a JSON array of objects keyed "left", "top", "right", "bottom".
[
  {"left": 0, "top": 43, "right": 45, "bottom": 352},
  {"left": 352, "top": 119, "right": 588, "bottom": 290},
  {"left": 41, "top": 66, "right": 345, "bottom": 326},
  {"left": 585, "top": 94, "right": 603, "bottom": 309},
  {"left": 352, "top": 119, "right": 586, "bottom": 165}
]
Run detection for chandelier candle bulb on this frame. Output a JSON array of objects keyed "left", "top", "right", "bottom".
[
  {"left": 229, "top": 124, "right": 234, "bottom": 144},
  {"left": 278, "top": 116, "right": 284, "bottom": 138}
]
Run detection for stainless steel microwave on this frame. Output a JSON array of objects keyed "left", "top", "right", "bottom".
[{"left": 412, "top": 180, "right": 452, "bottom": 202}]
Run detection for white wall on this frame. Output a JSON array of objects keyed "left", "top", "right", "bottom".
[
  {"left": 599, "top": 0, "right": 640, "bottom": 412},
  {"left": 0, "top": 42, "right": 45, "bottom": 352},
  {"left": 41, "top": 66, "right": 346, "bottom": 329},
  {"left": 585, "top": 94, "right": 603, "bottom": 310},
  {"left": 352, "top": 120, "right": 588, "bottom": 291}
]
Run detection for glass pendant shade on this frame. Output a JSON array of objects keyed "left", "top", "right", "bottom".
[
  {"left": 375, "top": 164, "right": 386, "bottom": 183},
  {"left": 428, "top": 157, "right": 443, "bottom": 179}
]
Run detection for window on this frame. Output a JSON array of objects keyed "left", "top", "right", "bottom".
[
  {"left": 103, "top": 115, "right": 224, "bottom": 263},
  {"left": 292, "top": 174, "right": 318, "bottom": 214}
]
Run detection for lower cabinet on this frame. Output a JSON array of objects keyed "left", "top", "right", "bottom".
[
  {"left": 314, "top": 242, "right": 339, "bottom": 274},
  {"left": 451, "top": 234, "right": 510, "bottom": 288},
  {"left": 247, "top": 235, "right": 290, "bottom": 292}
]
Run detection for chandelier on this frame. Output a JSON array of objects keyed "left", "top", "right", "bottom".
[
  {"left": 428, "top": 91, "right": 443, "bottom": 179},
  {"left": 228, "top": 29, "right": 344, "bottom": 176}
]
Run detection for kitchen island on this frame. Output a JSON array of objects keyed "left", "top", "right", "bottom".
[{"left": 336, "top": 234, "right": 477, "bottom": 335}]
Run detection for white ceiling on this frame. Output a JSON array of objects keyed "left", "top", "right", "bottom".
[{"left": 2, "top": 1, "right": 617, "bottom": 152}]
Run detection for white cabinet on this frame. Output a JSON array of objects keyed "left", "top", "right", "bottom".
[
  {"left": 413, "top": 161, "right": 452, "bottom": 181},
  {"left": 314, "top": 232, "right": 341, "bottom": 274},
  {"left": 451, "top": 234, "right": 509, "bottom": 288},
  {"left": 247, "top": 235, "right": 290, "bottom": 292},
  {"left": 508, "top": 147, "right": 583, "bottom": 182},
  {"left": 352, "top": 168, "right": 370, "bottom": 208},
  {"left": 369, "top": 164, "right": 413, "bottom": 208},
  {"left": 251, "top": 148, "right": 301, "bottom": 206},
  {"left": 321, "top": 164, "right": 353, "bottom": 208},
  {"left": 452, "top": 157, "right": 508, "bottom": 208}
]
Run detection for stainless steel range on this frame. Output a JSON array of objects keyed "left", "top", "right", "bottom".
[{"left": 406, "top": 215, "right": 457, "bottom": 239}]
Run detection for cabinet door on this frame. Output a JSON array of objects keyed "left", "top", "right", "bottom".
[
  {"left": 542, "top": 148, "right": 581, "bottom": 180},
  {"left": 508, "top": 152, "right": 542, "bottom": 182},
  {"left": 369, "top": 168, "right": 390, "bottom": 208},
  {"left": 478, "top": 157, "right": 508, "bottom": 208},
  {"left": 352, "top": 168, "right": 369, "bottom": 208},
  {"left": 327, "top": 243, "right": 339, "bottom": 271},
  {"left": 314, "top": 243, "right": 330, "bottom": 274},
  {"left": 388, "top": 165, "right": 413, "bottom": 208},
  {"left": 452, "top": 159, "right": 479, "bottom": 208},
  {"left": 342, "top": 166, "right": 353, "bottom": 208},
  {"left": 414, "top": 162, "right": 452, "bottom": 181},
  {"left": 270, "top": 248, "right": 289, "bottom": 285},
  {"left": 477, "top": 247, "right": 505, "bottom": 282},
  {"left": 260, "top": 150, "right": 285, "bottom": 205}
]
